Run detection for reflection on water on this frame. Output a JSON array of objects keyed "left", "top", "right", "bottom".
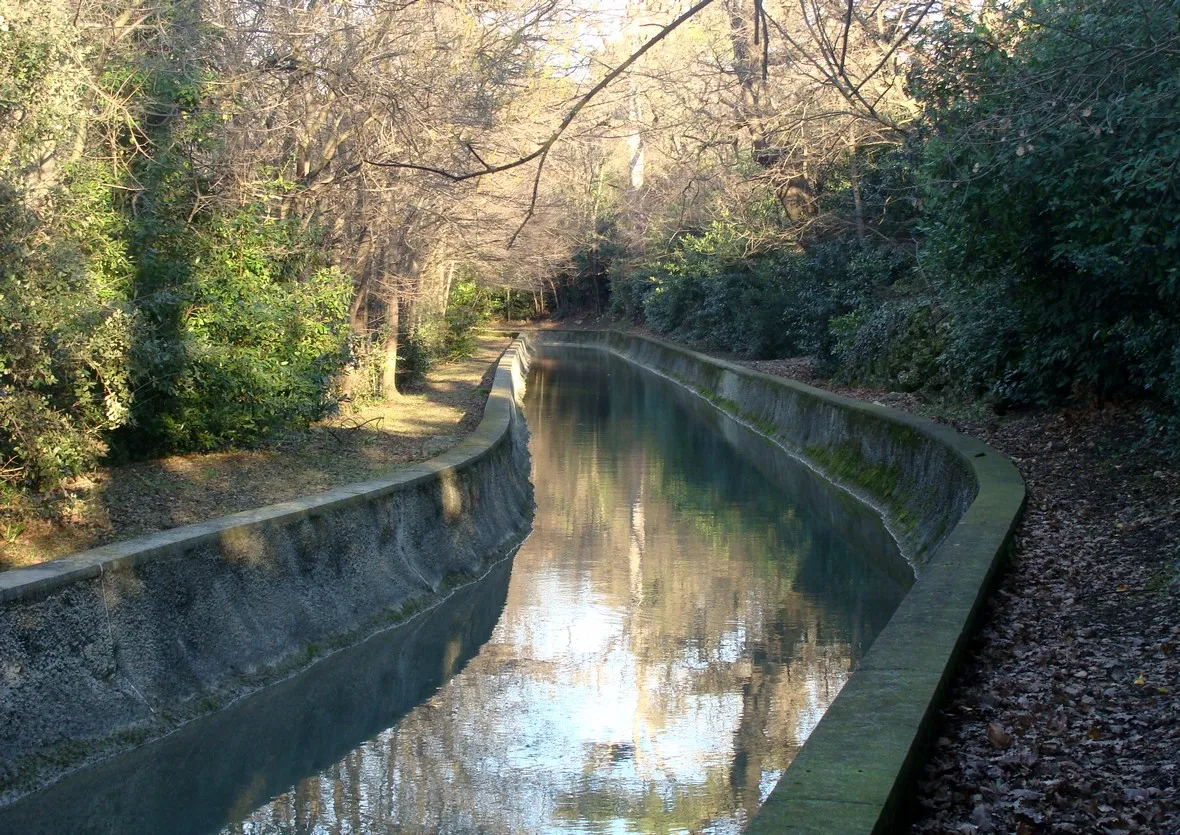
[{"left": 0, "top": 347, "right": 912, "bottom": 834}]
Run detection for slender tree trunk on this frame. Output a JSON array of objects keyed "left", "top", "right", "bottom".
[
  {"left": 381, "top": 294, "right": 399, "bottom": 398},
  {"left": 849, "top": 126, "right": 866, "bottom": 245},
  {"left": 624, "top": 0, "right": 647, "bottom": 190},
  {"left": 440, "top": 261, "right": 455, "bottom": 319},
  {"left": 546, "top": 276, "right": 560, "bottom": 316},
  {"left": 627, "top": 77, "right": 646, "bottom": 190},
  {"left": 341, "top": 277, "right": 370, "bottom": 401},
  {"left": 348, "top": 276, "right": 369, "bottom": 331}
]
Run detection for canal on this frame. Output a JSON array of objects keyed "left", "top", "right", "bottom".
[{"left": 0, "top": 345, "right": 913, "bottom": 834}]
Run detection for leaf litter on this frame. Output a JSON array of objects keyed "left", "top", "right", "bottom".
[{"left": 736, "top": 354, "right": 1179, "bottom": 833}]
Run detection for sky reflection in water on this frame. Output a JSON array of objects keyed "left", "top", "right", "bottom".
[
  {"left": 0, "top": 346, "right": 913, "bottom": 835},
  {"left": 227, "top": 348, "right": 912, "bottom": 834}
]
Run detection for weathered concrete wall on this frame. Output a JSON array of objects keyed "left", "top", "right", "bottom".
[
  {"left": 531, "top": 330, "right": 976, "bottom": 564},
  {"left": 0, "top": 338, "right": 535, "bottom": 804},
  {"left": 0, "top": 557, "right": 514, "bottom": 834},
  {"left": 529, "top": 329, "right": 1025, "bottom": 834}
]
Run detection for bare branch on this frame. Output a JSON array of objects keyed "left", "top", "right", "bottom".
[{"left": 365, "top": 0, "right": 719, "bottom": 181}]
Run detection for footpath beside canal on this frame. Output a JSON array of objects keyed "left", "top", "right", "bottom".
[{"left": 733, "top": 348, "right": 1180, "bottom": 832}]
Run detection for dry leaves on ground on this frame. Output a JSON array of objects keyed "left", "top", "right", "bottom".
[{"left": 736, "top": 354, "right": 1180, "bottom": 833}]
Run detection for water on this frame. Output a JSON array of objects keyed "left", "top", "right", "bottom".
[{"left": 0, "top": 346, "right": 913, "bottom": 834}]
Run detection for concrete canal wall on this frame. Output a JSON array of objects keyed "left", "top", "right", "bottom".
[
  {"left": 530, "top": 329, "right": 1026, "bottom": 834},
  {"left": 0, "top": 327, "right": 1025, "bottom": 833},
  {"left": 0, "top": 338, "right": 536, "bottom": 804}
]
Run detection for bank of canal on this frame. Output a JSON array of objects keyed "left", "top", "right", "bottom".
[{"left": 0, "top": 345, "right": 914, "bottom": 833}]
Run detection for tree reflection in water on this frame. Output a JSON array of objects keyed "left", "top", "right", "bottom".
[{"left": 229, "top": 348, "right": 911, "bottom": 835}]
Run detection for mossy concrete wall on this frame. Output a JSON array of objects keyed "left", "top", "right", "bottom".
[
  {"left": 529, "top": 329, "right": 1025, "bottom": 834},
  {"left": 0, "top": 338, "right": 536, "bottom": 805}
]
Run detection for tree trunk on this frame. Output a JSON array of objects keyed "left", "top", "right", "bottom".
[
  {"left": 627, "top": 77, "right": 646, "bottom": 190},
  {"left": 625, "top": 0, "right": 647, "bottom": 190},
  {"left": 341, "top": 278, "right": 370, "bottom": 402},
  {"left": 440, "top": 261, "right": 455, "bottom": 319},
  {"left": 381, "top": 294, "right": 399, "bottom": 398},
  {"left": 849, "top": 126, "right": 866, "bottom": 245},
  {"left": 546, "top": 276, "right": 560, "bottom": 316}
]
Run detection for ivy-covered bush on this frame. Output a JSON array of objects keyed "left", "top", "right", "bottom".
[
  {"left": 0, "top": 182, "right": 133, "bottom": 491},
  {"left": 95, "top": 26, "right": 356, "bottom": 456},
  {"left": 913, "top": 0, "right": 1180, "bottom": 410}
]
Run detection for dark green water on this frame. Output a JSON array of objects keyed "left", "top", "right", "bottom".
[{"left": 0, "top": 347, "right": 912, "bottom": 834}]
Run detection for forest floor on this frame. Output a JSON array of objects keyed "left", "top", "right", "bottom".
[
  {"left": 0, "top": 336, "right": 509, "bottom": 571},
  {"left": 738, "top": 358, "right": 1180, "bottom": 833}
]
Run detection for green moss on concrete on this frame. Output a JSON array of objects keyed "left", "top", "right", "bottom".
[
  {"left": 806, "top": 443, "right": 901, "bottom": 498},
  {"left": 671, "top": 362, "right": 932, "bottom": 544},
  {"left": 668, "top": 372, "right": 782, "bottom": 440},
  {"left": 440, "top": 569, "right": 473, "bottom": 591},
  {"left": 804, "top": 442, "right": 920, "bottom": 538},
  {"left": 0, "top": 725, "right": 156, "bottom": 797}
]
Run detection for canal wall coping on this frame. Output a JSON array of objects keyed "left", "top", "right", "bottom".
[
  {"left": 529, "top": 329, "right": 1026, "bottom": 834},
  {"left": 0, "top": 338, "right": 536, "bottom": 804}
]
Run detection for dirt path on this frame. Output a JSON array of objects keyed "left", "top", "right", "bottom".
[
  {"left": 904, "top": 409, "right": 1179, "bottom": 834},
  {"left": 1, "top": 337, "right": 510, "bottom": 570}
]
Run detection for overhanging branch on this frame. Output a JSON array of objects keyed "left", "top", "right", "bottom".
[{"left": 364, "top": 0, "right": 719, "bottom": 182}]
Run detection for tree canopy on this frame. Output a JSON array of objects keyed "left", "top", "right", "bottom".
[{"left": 2, "top": 0, "right": 1178, "bottom": 497}]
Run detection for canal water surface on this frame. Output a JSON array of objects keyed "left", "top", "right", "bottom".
[{"left": 0, "top": 346, "right": 914, "bottom": 834}]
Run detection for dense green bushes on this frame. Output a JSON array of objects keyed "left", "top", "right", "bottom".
[
  {"left": 613, "top": 218, "right": 911, "bottom": 363},
  {"left": 108, "top": 34, "right": 353, "bottom": 456},
  {"left": 0, "top": 8, "right": 352, "bottom": 494},
  {"left": 915, "top": 0, "right": 1180, "bottom": 410},
  {"left": 118, "top": 207, "right": 352, "bottom": 455},
  {"left": 614, "top": 0, "right": 1180, "bottom": 429},
  {"left": 0, "top": 11, "right": 132, "bottom": 494},
  {"left": 0, "top": 182, "right": 133, "bottom": 491}
]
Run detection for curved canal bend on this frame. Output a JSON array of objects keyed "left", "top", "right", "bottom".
[{"left": 0, "top": 345, "right": 914, "bottom": 834}]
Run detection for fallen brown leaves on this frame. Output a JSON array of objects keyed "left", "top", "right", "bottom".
[
  {"left": 906, "top": 407, "right": 1179, "bottom": 834},
  {"left": 734, "top": 348, "right": 1179, "bottom": 832}
]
